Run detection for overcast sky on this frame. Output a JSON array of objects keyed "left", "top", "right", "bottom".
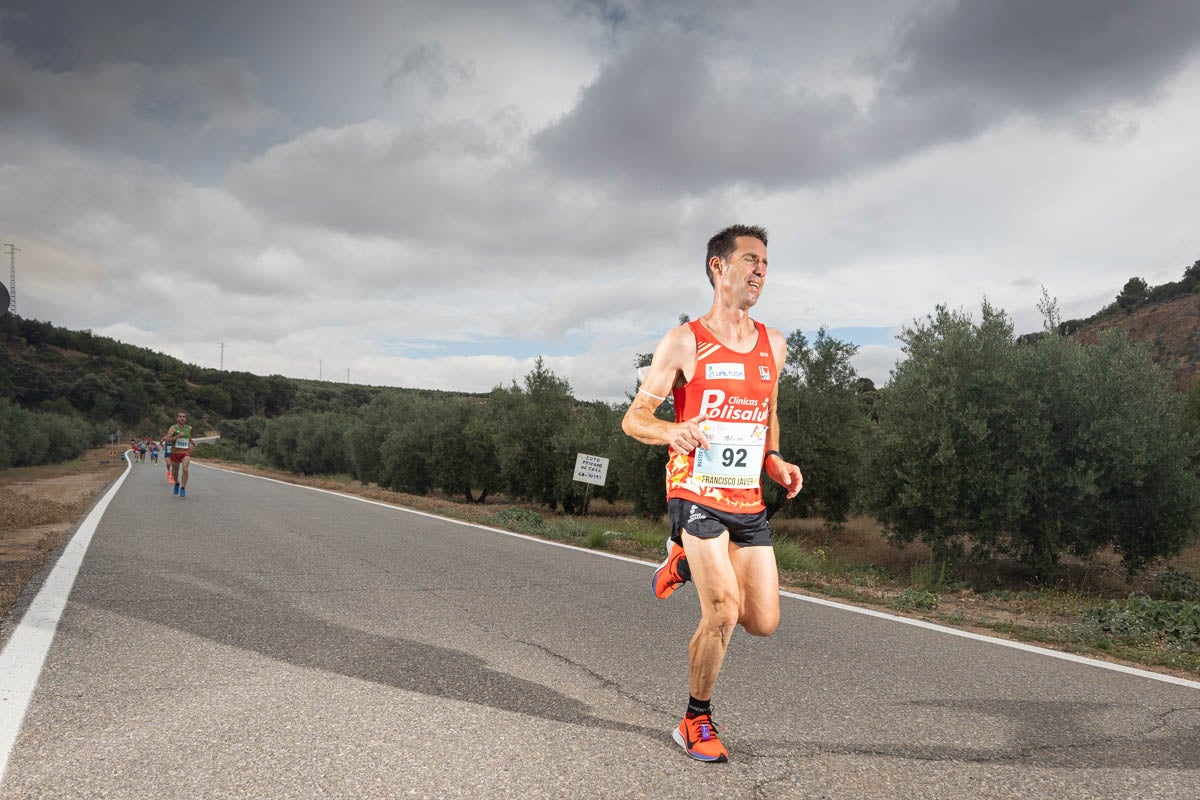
[{"left": 2, "top": 1, "right": 1199, "bottom": 402}]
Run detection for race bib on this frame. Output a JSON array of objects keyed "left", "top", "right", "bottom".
[
  {"left": 691, "top": 421, "right": 766, "bottom": 488},
  {"left": 175, "top": 437, "right": 190, "bottom": 449}
]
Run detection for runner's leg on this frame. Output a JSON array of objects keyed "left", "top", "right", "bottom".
[
  {"left": 729, "top": 544, "right": 780, "bottom": 636},
  {"left": 681, "top": 530, "right": 740, "bottom": 701}
]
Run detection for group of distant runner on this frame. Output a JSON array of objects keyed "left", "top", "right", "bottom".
[
  {"left": 125, "top": 410, "right": 195, "bottom": 498},
  {"left": 127, "top": 437, "right": 160, "bottom": 463}
]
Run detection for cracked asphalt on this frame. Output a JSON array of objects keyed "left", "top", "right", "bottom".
[{"left": 2, "top": 463, "right": 1198, "bottom": 799}]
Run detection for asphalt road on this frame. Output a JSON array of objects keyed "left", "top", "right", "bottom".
[{"left": 1, "top": 462, "right": 1198, "bottom": 799}]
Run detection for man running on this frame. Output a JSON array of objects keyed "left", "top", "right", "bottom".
[
  {"left": 163, "top": 411, "right": 194, "bottom": 497},
  {"left": 621, "top": 224, "right": 803, "bottom": 763}
]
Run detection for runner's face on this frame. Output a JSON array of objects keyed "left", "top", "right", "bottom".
[{"left": 717, "top": 236, "right": 768, "bottom": 306}]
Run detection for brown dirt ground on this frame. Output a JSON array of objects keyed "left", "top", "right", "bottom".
[
  {"left": 0, "top": 447, "right": 126, "bottom": 620},
  {"left": 1075, "top": 292, "right": 1200, "bottom": 391}
]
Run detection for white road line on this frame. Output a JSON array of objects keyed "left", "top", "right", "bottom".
[
  {"left": 0, "top": 455, "right": 133, "bottom": 783},
  {"left": 778, "top": 590, "right": 1200, "bottom": 691},
  {"left": 200, "top": 462, "right": 1200, "bottom": 693}
]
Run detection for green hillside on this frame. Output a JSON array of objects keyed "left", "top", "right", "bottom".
[{"left": 0, "top": 313, "right": 478, "bottom": 441}]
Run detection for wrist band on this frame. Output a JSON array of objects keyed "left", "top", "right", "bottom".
[{"left": 764, "top": 450, "right": 784, "bottom": 461}]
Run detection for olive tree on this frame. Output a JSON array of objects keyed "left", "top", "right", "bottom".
[
  {"left": 864, "top": 300, "right": 1200, "bottom": 575},
  {"left": 772, "top": 327, "right": 869, "bottom": 524}
]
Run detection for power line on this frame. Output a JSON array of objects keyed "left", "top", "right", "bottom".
[{"left": 3, "top": 244, "right": 18, "bottom": 315}]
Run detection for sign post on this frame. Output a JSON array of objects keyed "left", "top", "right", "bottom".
[{"left": 572, "top": 453, "right": 609, "bottom": 515}]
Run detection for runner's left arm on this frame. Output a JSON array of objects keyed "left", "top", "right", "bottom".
[{"left": 764, "top": 328, "right": 803, "bottom": 498}]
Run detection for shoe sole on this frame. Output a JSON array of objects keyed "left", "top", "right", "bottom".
[{"left": 672, "top": 726, "right": 728, "bottom": 762}]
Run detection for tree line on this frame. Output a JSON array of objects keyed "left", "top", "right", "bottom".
[{"left": 205, "top": 301, "right": 1199, "bottom": 578}]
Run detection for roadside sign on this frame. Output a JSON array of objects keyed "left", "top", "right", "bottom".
[{"left": 572, "top": 453, "right": 609, "bottom": 487}]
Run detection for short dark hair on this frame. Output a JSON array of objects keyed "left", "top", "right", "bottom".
[{"left": 705, "top": 224, "right": 768, "bottom": 287}]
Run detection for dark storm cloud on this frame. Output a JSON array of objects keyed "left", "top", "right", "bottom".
[
  {"left": 534, "top": 0, "right": 1200, "bottom": 194},
  {"left": 0, "top": 6, "right": 282, "bottom": 177},
  {"left": 532, "top": 32, "right": 867, "bottom": 192},
  {"left": 0, "top": 1, "right": 409, "bottom": 173},
  {"left": 887, "top": 0, "right": 1200, "bottom": 116}
]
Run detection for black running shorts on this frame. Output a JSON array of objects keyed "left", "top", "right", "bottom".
[{"left": 667, "top": 498, "right": 773, "bottom": 548}]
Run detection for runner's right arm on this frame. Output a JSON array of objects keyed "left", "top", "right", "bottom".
[{"left": 621, "top": 325, "right": 710, "bottom": 454}]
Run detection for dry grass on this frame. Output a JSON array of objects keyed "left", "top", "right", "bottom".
[
  {"left": 773, "top": 513, "right": 1200, "bottom": 601},
  {"left": 774, "top": 514, "right": 934, "bottom": 574}
]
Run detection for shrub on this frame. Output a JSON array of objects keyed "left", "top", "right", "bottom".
[
  {"left": 1155, "top": 570, "right": 1199, "bottom": 602},
  {"left": 1084, "top": 596, "right": 1200, "bottom": 646},
  {"left": 772, "top": 539, "right": 826, "bottom": 573},
  {"left": 0, "top": 398, "right": 92, "bottom": 468},
  {"left": 489, "top": 508, "right": 546, "bottom": 533},
  {"left": 894, "top": 589, "right": 939, "bottom": 611}
]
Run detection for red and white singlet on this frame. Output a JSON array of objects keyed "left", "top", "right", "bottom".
[{"left": 666, "top": 319, "right": 777, "bottom": 514}]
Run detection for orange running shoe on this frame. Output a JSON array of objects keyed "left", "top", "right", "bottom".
[
  {"left": 673, "top": 710, "right": 728, "bottom": 762},
  {"left": 652, "top": 538, "right": 690, "bottom": 599}
]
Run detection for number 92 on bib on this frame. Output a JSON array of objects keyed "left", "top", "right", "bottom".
[{"left": 691, "top": 421, "right": 765, "bottom": 488}]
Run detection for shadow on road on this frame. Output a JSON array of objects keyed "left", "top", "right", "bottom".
[{"left": 77, "top": 567, "right": 664, "bottom": 742}]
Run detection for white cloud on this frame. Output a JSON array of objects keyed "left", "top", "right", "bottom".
[
  {"left": 851, "top": 343, "right": 904, "bottom": 388},
  {"left": 3, "top": 1, "right": 1200, "bottom": 407}
]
